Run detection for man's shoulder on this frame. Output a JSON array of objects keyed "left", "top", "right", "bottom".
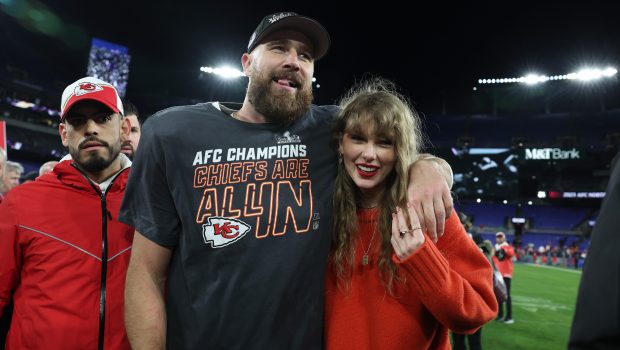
[
  {"left": 294, "top": 104, "right": 340, "bottom": 129},
  {"left": 310, "top": 104, "right": 340, "bottom": 119},
  {"left": 147, "top": 102, "right": 223, "bottom": 126},
  {"left": 1, "top": 178, "right": 57, "bottom": 206}
]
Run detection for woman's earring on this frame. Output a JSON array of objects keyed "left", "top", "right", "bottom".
[{"left": 338, "top": 153, "right": 343, "bottom": 164}]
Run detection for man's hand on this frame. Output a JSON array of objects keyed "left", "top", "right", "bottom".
[{"left": 407, "top": 155, "right": 453, "bottom": 242}]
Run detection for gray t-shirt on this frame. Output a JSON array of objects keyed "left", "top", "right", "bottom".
[{"left": 120, "top": 102, "right": 338, "bottom": 349}]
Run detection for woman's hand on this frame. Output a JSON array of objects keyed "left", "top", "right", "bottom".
[{"left": 391, "top": 206, "right": 426, "bottom": 261}]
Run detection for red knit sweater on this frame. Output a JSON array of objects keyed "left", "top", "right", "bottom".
[{"left": 325, "top": 209, "right": 498, "bottom": 350}]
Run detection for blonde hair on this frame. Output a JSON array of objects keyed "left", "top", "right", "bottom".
[{"left": 331, "top": 77, "right": 424, "bottom": 292}]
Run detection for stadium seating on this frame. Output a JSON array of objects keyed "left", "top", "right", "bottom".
[{"left": 521, "top": 205, "right": 589, "bottom": 230}]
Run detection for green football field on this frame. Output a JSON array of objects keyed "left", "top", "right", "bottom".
[{"left": 476, "top": 263, "right": 582, "bottom": 350}]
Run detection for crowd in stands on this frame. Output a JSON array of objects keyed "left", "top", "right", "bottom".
[
  {"left": 459, "top": 202, "right": 592, "bottom": 270},
  {"left": 516, "top": 242, "right": 586, "bottom": 269}
]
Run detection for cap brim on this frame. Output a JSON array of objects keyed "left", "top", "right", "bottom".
[
  {"left": 250, "top": 16, "right": 330, "bottom": 60},
  {"left": 61, "top": 96, "right": 121, "bottom": 121}
]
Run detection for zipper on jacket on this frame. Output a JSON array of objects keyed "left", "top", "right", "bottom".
[
  {"left": 98, "top": 192, "right": 108, "bottom": 350},
  {"left": 73, "top": 164, "right": 128, "bottom": 350}
]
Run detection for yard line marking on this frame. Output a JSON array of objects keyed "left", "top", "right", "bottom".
[
  {"left": 512, "top": 295, "right": 574, "bottom": 312},
  {"left": 523, "top": 263, "right": 582, "bottom": 274},
  {"left": 494, "top": 319, "right": 572, "bottom": 327}
]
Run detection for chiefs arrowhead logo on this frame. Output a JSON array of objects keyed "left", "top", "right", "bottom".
[
  {"left": 74, "top": 82, "right": 103, "bottom": 96},
  {"left": 202, "top": 217, "right": 251, "bottom": 248}
]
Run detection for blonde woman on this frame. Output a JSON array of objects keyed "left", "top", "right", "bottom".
[{"left": 325, "top": 78, "right": 497, "bottom": 349}]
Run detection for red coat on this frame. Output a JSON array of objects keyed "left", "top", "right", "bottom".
[
  {"left": 325, "top": 210, "right": 498, "bottom": 350},
  {"left": 493, "top": 243, "right": 515, "bottom": 278},
  {"left": 0, "top": 160, "right": 133, "bottom": 350}
]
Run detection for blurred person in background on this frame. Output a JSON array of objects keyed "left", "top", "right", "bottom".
[
  {"left": 570, "top": 150, "right": 620, "bottom": 349},
  {"left": 452, "top": 228, "right": 495, "bottom": 350},
  {"left": 493, "top": 231, "right": 515, "bottom": 324},
  {"left": 15, "top": 161, "right": 58, "bottom": 185},
  {"left": 22, "top": 171, "right": 39, "bottom": 183},
  {"left": 120, "top": 99, "right": 141, "bottom": 160},
  {"left": 0, "top": 148, "right": 6, "bottom": 346},
  {"left": 0, "top": 148, "right": 6, "bottom": 202},
  {"left": 1, "top": 161, "right": 24, "bottom": 195},
  {"left": 0, "top": 148, "right": 5, "bottom": 172},
  {"left": 39, "top": 160, "right": 59, "bottom": 176},
  {"left": 0, "top": 77, "right": 133, "bottom": 350}
]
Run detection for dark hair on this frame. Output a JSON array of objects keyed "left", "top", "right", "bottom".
[
  {"left": 472, "top": 233, "right": 483, "bottom": 245},
  {"left": 23, "top": 170, "right": 38, "bottom": 182},
  {"left": 122, "top": 99, "right": 141, "bottom": 124}
]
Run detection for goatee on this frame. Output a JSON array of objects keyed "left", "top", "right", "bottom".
[{"left": 70, "top": 137, "right": 121, "bottom": 174}]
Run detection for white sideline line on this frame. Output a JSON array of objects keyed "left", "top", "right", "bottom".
[
  {"left": 493, "top": 319, "right": 571, "bottom": 327},
  {"left": 523, "top": 263, "right": 582, "bottom": 274}
]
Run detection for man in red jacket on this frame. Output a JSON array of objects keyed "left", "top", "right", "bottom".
[
  {"left": 493, "top": 231, "right": 515, "bottom": 324},
  {"left": 0, "top": 77, "right": 134, "bottom": 350},
  {"left": 0, "top": 147, "right": 5, "bottom": 203}
]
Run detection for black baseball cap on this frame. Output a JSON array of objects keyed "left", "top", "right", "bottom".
[{"left": 247, "top": 12, "right": 330, "bottom": 60}]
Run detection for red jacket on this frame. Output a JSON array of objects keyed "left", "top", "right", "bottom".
[
  {"left": 325, "top": 211, "right": 498, "bottom": 350},
  {"left": 493, "top": 242, "right": 515, "bottom": 278},
  {"left": 0, "top": 160, "right": 133, "bottom": 350}
]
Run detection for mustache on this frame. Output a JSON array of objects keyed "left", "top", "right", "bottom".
[
  {"left": 79, "top": 137, "right": 110, "bottom": 149},
  {"left": 121, "top": 140, "right": 134, "bottom": 149},
  {"left": 272, "top": 69, "right": 304, "bottom": 86}
]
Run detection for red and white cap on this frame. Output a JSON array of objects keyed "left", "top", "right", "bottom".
[{"left": 60, "top": 77, "right": 124, "bottom": 121}]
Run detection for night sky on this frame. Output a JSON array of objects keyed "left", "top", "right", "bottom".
[{"left": 2, "top": 0, "right": 619, "bottom": 114}]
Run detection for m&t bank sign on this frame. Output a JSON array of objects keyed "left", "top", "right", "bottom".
[{"left": 524, "top": 148, "right": 581, "bottom": 160}]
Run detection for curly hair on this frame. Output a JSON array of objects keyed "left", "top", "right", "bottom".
[{"left": 331, "top": 77, "right": 424, "bottom": 293}]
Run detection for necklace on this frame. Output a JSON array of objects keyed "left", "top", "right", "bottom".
[{"left": 361, "top": 228, "right": 376, "bottom": 266}]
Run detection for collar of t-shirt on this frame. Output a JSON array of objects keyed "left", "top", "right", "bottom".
[
  {"left": 98, "top": 153, "right": 132, "bottom": 192},
  {"left": 60, "top": 153, "right": 132, "bottom": 192}
]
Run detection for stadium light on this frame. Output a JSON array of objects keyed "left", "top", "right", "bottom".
[
  {"left": 200, "top": 65, "right": 246, "bottom": 79},
  {"left": 571, "top": 67, "right": 618, "bottom": 81},
  {"left": 523, "top": 74, "right": 548, "bottom": 85},
  {"left": 477, "top": 66, "right": 617, "bottom": 86},
  {"left": 13, "top": 101, "right": 35, "bottom": 109},
  {"left": 199, "top": 66, "right": 322, "bottom": 88}
]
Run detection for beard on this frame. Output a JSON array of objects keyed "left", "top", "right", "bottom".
[
  {"left": 247, "top": 66, "right": 313, "bottom": 125},
  {"left": 69, "top": 137, "right": 121, "bottom": 174}
]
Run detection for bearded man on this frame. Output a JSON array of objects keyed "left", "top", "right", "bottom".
[{"left": 0, "top": 77, "right": 134, "bottom": 349}]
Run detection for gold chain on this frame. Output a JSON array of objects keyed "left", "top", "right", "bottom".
[{"left": 361, "top": 228, "right": 376, "bottom": 266}]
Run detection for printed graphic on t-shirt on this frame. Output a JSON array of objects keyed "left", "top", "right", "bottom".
[
  {"left": 191, "top": 131, "right": 317, "bottom": 247},
  {"left": 202, "top": 216, "right": 251, "bottom": 248}
]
